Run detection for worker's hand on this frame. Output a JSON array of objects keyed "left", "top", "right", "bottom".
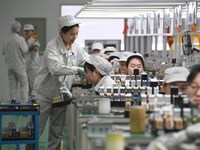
[
  {"left": 77, "top": 67, "right": 86, "bottom": 81},
  {"left": 77, "top": 67, "right": 85, "bottom": 75},
  {"left": 60, "top": 87, "right": 73, "bottom": 101}
]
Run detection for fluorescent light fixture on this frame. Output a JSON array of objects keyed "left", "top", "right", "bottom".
[
  {"left": 76, "top": 10, "right": 155, "bottom": 18},
  {"left": 90, "top": 0, "right": 187, "bottom": 6},
  {"left": 86, "top": 2, "right": 185, "bottom": 7},
  {"left": 75, "top": 0, "right": 200, "bottom": 18},
  {"left": 84, "top": 6, "right": 174, "bottom": 9},
  {"left": 92, "top": 0, "right": 185, "bottom": 1}
]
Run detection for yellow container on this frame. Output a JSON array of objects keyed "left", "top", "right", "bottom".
[
  {"left": 53, "top": 96, "right": 62, "bottom": 103},
  {"left": 105, "top": 132, "right": 124, "bottom": 150},
  {"left": 130, "top": 106, "right": 146, "bottom": 133}
]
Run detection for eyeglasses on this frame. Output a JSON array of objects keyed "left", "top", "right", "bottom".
[{"left": 187, "top": 83, "right": 200, "bottom": 95}]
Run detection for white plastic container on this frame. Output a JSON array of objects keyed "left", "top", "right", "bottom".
[{"left": 98, "top": 97, "right": 111, "bottom": 114}]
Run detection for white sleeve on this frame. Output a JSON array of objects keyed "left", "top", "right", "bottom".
[
  {"left": 19, "top": 36, "right": 29, "bottom": 54},
  {"left": 186, "top": 123, "right": 200, "bottom": 139},
  {"left": 147, "top": 130, "right": 188, "bottom": 150},
  {"left": 44, "top": 43, "right": 78, "bottom": 76},
  {"left": 76, "top": 44, "right": 90, "bottom": 66}
]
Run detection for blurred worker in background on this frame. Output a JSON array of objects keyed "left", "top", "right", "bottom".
[
  {"left": 84, "top": 55, "right": 115, "bottom": 94},
  {"left": 23, "top": 24, "right": 40, "bottom": 97},
  {"left": 91, "top": 42, "right": 104, "bottom": 55},
  {"left": 187, "top": 64, "right": 200, "bottom": 107},
  {"left": 107, "top": 52, "right": 120, "bottom": 74},
  {"left": 25, "top": 15, "right": 89, "bottom": 150},
  {"left": 2, "top": 21, "right": 29, "bottom": 101},
  {"left": 147, "top": 64, "right": 200, "bottom": 150},
  {"left": 103, "top": 46, "right": 116, "bottom": 60},
  {"left": 191, "top": 46, "right": 200, "bottom": 62},
  {"left": 126, "top": 52, "right": 145, "bottom": 75},
  {"left": 118, "top": 51, "right": 133, "bottom": 75},
  {"left": 161, "top": 67, "right": 190, "bottom": 94},
  {"left": 107, "top": 51, "right": 120, "bottom": 62},
  {"left": 118, "top": 57, "right": 127, "bottom": 74}
]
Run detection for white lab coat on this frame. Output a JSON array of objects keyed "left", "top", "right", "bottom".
[
  {"left": 3, "top": 33, "right": 29, "bottom": 101},
  {"left": 3, "top": 33, "right": 28, "bottom": 70},
  {"left": 25, "top": 37, "right": 40, "bottom": 95},
  {"left": 94, "top": 75, "right": 116, "bottom": 93},
  {"left": 147, "top": 123, "right": 200, "bottom": 150},
  {"left": 32, "top": 36, "right": 89, "bottom": 150},
  {"left": 34, "top": 36, "right": 89, "bottom": 100}
]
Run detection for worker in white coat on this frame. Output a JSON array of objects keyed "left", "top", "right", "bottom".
[
  {"left": 23, "top": 24, "right": 40, "bottom": 96},
  {"left": 84, "top": 55, "right": 115, "bottom": 94},
  {"left": 25, "top": 15, "right": 89, "bottom": 150},
  {"left": 2, "top": 21, "right": 29, "bottom": 101},
  {"left": 91, "top": 42, "right": 104, "bottom": 54}
]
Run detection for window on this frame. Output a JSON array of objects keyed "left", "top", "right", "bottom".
[{"left": 61, "top": 5, "right": 124, "bottom": 50}]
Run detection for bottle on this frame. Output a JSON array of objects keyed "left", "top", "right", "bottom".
[
  {"left": 173, "top": 108, "right": 183, "bottom": 130},
  {"left": 154, "top": 111, "right": 163, "bottom": 130},
  {"left": 11, "top": 98, "right": 16, "bottom": 104},
  {"left": 151, "top": 108, "right": 163, "bottom": 135},
  {"left": 183, "top": 108, "right": 192, "bottom": 127},
  {"left": 181, "top": 56, "right": 186, "bottom": 67},
  {"left": 148, "top": 94, "right": 155, "bottom": 112},
  {"left": 163, "top": 111, "right": 173, "bottom": 130},
  {"left": 105, "top": 132, "right": 124, "bottom": 150},
  {"left": 124, "top": 93, "right": 132, "bottom": 118},
  {"left": 30, "top": 95, "right": 36, "bottom": 104},
  {"left": 141, "top": 94, "right": 147, "bottom": 110}
]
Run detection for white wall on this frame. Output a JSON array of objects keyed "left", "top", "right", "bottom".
[{"left": 0, "top": 0, "right": 90, "bottom": 100}]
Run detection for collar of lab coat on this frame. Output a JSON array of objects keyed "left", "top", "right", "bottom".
[
  {"left": 94, "top": 76, "right": 107, "bottom": 92},
  {"left": 58, "top": 36, "right": 75, "bottom": 55},
  {"left": 12, "top": 33, "right": 19, "bottom": 37}
]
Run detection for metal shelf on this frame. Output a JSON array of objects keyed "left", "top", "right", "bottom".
[{"left": 0, "top": 105, "right": 39, "bottom": 150}]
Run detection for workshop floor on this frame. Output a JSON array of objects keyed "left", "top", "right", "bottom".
[{"left": 2, "top": 116, "right": 68, "bottom": 150}]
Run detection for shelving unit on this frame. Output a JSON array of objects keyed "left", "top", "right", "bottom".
[{"left": 0, "top": 103, "right": 39, "bottom": 150}]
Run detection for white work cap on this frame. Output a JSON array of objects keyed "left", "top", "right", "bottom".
[
  {"left": 11, "top": 21, "right": 21, "bottom": 33},
  {"left": 127, "top": 52, "right": 144, "bottom": 61},
  {"left": 92, "top": 42, "right": 104, "bottom": 51},
  {"left": 58, "top": 15, "right": 79, "bottom": 31},
  {"left": 24, "top": 24, "right": 34, "bottom": 30},
  {"left": 163, "top": 67, "right": 190, "bottom": 83},
  {"left": 108, "top": 51, "right": 120, "bottom": 61},
  {"left": 85, "top": 55, "right": 113, "bottom": 76},
  {"left": 126, "top": 52, "right": 145, "bottom": 67},
  {"left": 104, "top": 46, "right": 116, "bottom": 54},
  {"left": 119, "top": 51, "right": 133, "bottom": 62}
]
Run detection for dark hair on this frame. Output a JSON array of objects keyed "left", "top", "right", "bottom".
[
  {"left": 60, "top": 24, "right": 79, "bottom": 33},
  {"left": 126, "top": 55, "right": 145, "bottom": 68},
  {"left": 84, "top": 62, "right": 104, "bottom": 78},
  {"left": 187, "top": 64, "right": 200, "bottom": 84},
  {"left": 193, "top": 47, "right": 200, "bottom": 53},
  {"left": 108, "top": 56, "right": 119, "bottom": 62}
]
